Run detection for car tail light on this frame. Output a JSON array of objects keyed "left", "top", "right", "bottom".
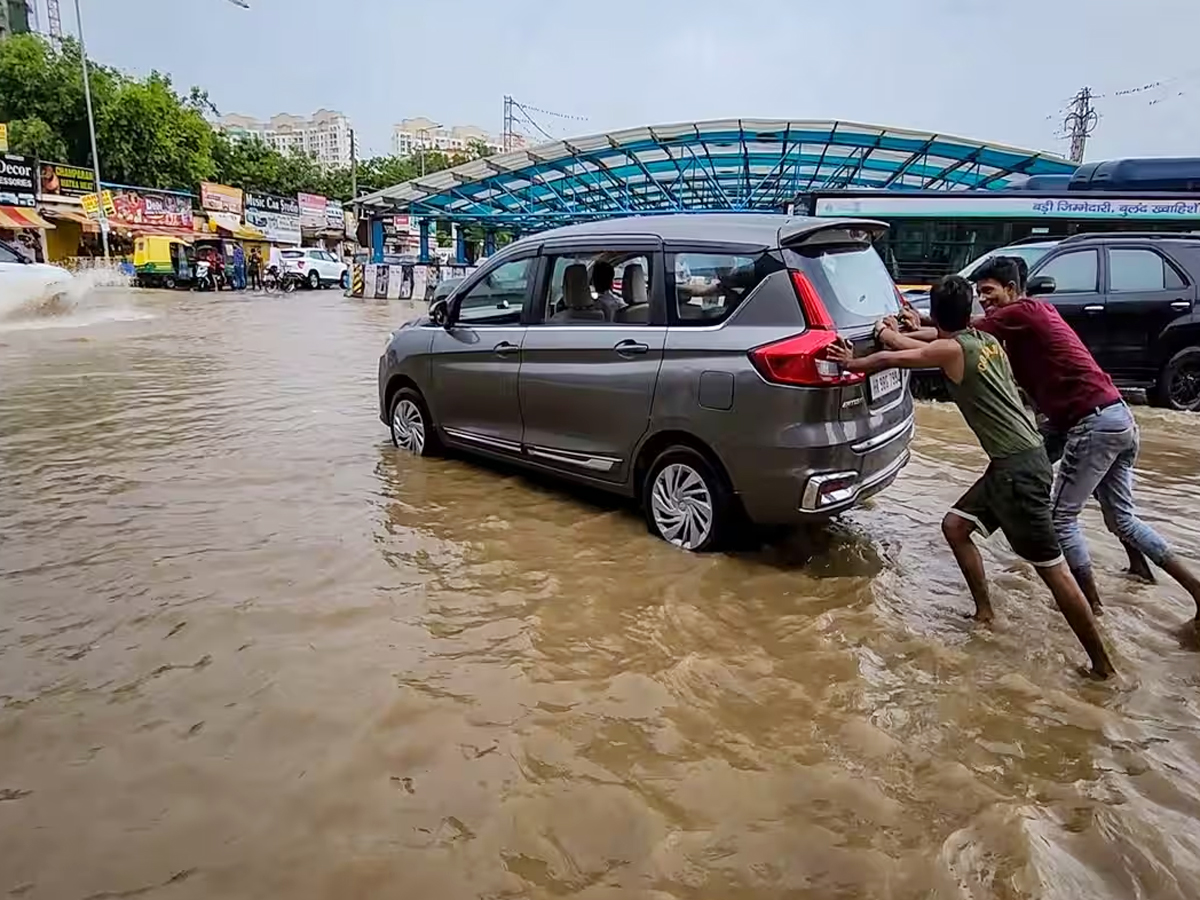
[
  {"left": 748, "top": 330, "right": 863, "bottom": 387},
  {"left": 790, "top": 270, "right": 834, "bottom": 329}
]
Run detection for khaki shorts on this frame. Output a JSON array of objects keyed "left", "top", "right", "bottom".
[{"left": 949, "top": 445, "right": 1064, "bottom": 567}]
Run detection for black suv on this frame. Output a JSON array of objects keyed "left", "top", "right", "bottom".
[{"left": 1022, "top": 233, "right": 1200, "bottom": 410}]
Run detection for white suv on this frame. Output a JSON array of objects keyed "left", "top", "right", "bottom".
[{"left": 281, "top": 248, "right": 348, "bottom": 290}]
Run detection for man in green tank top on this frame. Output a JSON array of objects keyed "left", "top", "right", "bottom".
[{"left": 827, "top": 275, "right": 1114, "bottom": 679}]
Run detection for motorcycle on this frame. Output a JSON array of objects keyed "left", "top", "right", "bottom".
[
  {"left": 263, "top": 265, "right": 299, "bottom": 294},
  {"left": 193, "top": 259, "right": 216, "bottom": 292}
]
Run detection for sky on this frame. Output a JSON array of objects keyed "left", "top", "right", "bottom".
[{"left": 58, "top": 0, "right": 1200, "bottom": 163}]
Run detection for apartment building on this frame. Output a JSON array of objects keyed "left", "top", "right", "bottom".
[
  {"left": 391, "top": 118, "right": 526, "bottom": 158},
  {"left": 218, "top": 109, "right": 354, "bottom": 169}
]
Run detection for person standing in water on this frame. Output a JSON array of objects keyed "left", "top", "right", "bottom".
[{"left": 829, "top": 275, "right": 1114, "bottom": 679}]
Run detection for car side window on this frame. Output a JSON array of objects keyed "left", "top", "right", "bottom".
[
  {"left": 1109, "top": 248, "right": 1184, "bottom": 292},
  {"left": 1038, "top": 249, "right": 1098, "bottom": 293},
  {"left": 0, "top": 243, "right": 22, "bottom": 264},
  {"left": 538, "top": 251, "right": 653, "bottom": 325},
  {"left": 455, "top": 258, "right": 530, "bottom": 326},
  {"left": 669, "top": 251, "right": 773, "bottom": 325}
]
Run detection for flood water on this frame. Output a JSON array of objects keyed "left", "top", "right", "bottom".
[{"left": 3, "top": 287, "right": 1200, "bottom": 900}]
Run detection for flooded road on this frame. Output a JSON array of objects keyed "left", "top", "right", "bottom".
[{"left": 3, "top": 287, "right": 1200, "bottom": 900}]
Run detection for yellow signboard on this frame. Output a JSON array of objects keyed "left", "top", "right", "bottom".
[
  {"left": 80, "top": 190, "right": 117, "bottom": 220},
  {"left": 0, "top": 123, "right": 7, "bottom": 153}
]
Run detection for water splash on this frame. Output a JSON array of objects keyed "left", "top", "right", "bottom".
[{"left": 0, "top": 265, "right": 150, "bottom": 332}]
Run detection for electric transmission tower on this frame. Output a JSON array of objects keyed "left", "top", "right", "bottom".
[{"left": 1063, "top": 86, "right": 1099, "bottom": 163}]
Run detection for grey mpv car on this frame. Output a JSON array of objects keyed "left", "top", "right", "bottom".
[{"left": 378, "top": 214, "right": 913, "bottom": 551}]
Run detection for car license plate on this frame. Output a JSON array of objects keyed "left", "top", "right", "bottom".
[{"left": 870, "top": 369, "right": 902, "bottom": 401}]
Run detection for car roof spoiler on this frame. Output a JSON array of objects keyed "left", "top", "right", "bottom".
[{"left": 778, "top": 218, "right": 888, "bottom": 248}]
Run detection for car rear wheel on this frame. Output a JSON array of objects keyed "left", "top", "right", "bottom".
[
  {"left": 308, "top": 270, "right": 322, "bottom": 290},
  {"left": 1156, "top": 347, "right": 1200, "bottom": 412},
  {"left": 643, "top": 446, "right": 733, "bottom": 552},
  {"left": 389, "top": 387, "right": 441, "bottom": 456},
  {"left": 340, "top": 270, "right": 350, "bottom": 290}
]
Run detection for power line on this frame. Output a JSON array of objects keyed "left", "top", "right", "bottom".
[
  {"left": 502, "top": 95, "right": 586, "bottom": 150},
  {"left": 1063, "top": 86, "right": 1098, "bottom": 163}
]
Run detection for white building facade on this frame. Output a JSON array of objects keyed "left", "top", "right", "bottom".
[
  {"left": 391, "top": 118, "right": 526, "bottom": 158},
  {"left": 218, "top": 109, "right": 354, "bottom": 169}
]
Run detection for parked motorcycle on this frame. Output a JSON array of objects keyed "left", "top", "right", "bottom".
[{"left": 193, "top": 259, "right": 216, "bottom": 292}]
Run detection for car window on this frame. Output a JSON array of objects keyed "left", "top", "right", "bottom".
[
  {"left": 456, "top": 258, "right": 530, "bottom": 325},
  {"left": 961, "top": 244, "right": 1056, "bottom": 279},
  {"left": 540, "top": 251, "right": 652, "bottom": 324},
  {"left": 1037, "top": 250, "right": 1098, "bottom": 293},
  {"left": 1108, "top": 248, "right": 1182, "bottom": 292},
  {"left": 670, "top": 251, "right": 778, "bottom": 325},
  {"left": 791, "top": 243, "right": 900, "bottom": 328},
  {"left": 282, "top": 250, "right": 303, "bottom": 259},
  {"left": 0, "top": 243, "right": 22, "bottom": 264}
]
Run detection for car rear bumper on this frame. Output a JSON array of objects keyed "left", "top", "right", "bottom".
[{"left": 731, "top": 411, "right": 914, "bottom": 524}]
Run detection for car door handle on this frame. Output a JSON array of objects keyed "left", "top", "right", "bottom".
[
  {"left": 492, "top": 341, "right": 520, "bottom": 357},
  {"left": 1171, "top": 299, "right": 1191, "bottom": 310},
  {"left": 614, "top": 339, "right": 650, "bottom": 356},
  {"left": 1083, "top": 305, "right": 1104, "bottom": 314}
]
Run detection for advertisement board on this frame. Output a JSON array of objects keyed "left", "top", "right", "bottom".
[
  {"left": 109, "top": 189, "right": 194, "bottom": 229},
  {"left": 814, "top": 194, "right": 1200, "bottom": 220},
  {"left": 200, "top": 181, "right": 244, "bottom": 215},
  {"left": 298, "top": 192, "right": 327, "bottom": 229},
  {"left": 0, "top": 153, "right": 38, "bottom": 208},
  {"left": 80, "top": 190, "right": 117, "bottom": 220},
  {"left": 38, "top": 162, "right": 97, "bottom": 198},
  {"left": 245, "top": 192, "right": 302, "bottom": 245},
  {"left": 325, "top": 198, "right": 344, "bottom": 233}
]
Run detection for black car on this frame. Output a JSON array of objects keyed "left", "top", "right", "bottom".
[{"left": 1023, "top": 233, "right": 1200, "bottom": 410}]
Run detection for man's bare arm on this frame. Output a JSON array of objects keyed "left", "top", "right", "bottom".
[
  {"left": 828, "top": 339, "right": 960, "bottom": 376},
  {"left": 878, "top": 327, "right": 938, "bottom": 350}
]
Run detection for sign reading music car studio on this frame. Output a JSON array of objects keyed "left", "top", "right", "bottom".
[{"left": 0, "top": 153, "right": 38, "bottom": 208}]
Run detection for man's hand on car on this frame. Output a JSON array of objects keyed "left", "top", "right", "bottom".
[{"left": 898, "top": 306, "right": 923, "bottom": 332}]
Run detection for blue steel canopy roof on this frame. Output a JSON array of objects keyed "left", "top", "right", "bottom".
[{"left": 357, "top": 118, "right": 1077, "bottom": 231}]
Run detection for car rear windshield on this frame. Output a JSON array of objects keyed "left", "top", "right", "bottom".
[
  {"left": 786, "top": 244, "right": 899, "bottom": 329},
  {"left": 281, "top": 250, "right": 303, "bottom": 258}
]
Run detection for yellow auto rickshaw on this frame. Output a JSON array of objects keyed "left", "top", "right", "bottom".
[{"left": 134, "top": 235, "right": 194, "bottom": 289}]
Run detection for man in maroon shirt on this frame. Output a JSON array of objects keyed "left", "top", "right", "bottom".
[{"left": 965, "top": 257, "right": 1200, "bottom": 620}]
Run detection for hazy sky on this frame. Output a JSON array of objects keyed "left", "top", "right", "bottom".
[{"left": 66, "top": 0, "right": 1200, "bottom": 162}]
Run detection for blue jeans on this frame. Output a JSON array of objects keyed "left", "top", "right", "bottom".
[{"left": 1051, "top": 402, "right": 1171, "bottom": 574}]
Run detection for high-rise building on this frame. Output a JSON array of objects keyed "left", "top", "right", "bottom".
[
  {"left": 217, "top": 109, "right": 354, "bottom": 170},
  {"left": 0, "top": 0, "right": 32, "bottom": 39},
  {"left": 391, "top": 118, "right": 525, "bottom": 158}
]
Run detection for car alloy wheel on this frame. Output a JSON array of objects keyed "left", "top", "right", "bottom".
[
  {"left": 1168, "top": 361, "right": 1200, "bottom": 410},
  {"left": 650, "top": 462, "right": 714, "bottom": 550},
  {"left": 391, "top": 398, "right": 426, "bottom": 455}
]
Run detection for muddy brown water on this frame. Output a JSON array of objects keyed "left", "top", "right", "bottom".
[{"left": 2, "top": 288, "right": 1200, "bottom": 900}]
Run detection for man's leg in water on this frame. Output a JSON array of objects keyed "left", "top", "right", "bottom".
[
  {"left": 1035, "top": 561, "right": 1116, "bottom": 678},
  {"left": 942, "top": 512, "right": 993, "bottom": 621},
  {"left": 1095, "top": 434, "right": 1200, "bottom": 622},
  {"left": 1051, "top": 415, "right": 1125, "bottom": 614}
]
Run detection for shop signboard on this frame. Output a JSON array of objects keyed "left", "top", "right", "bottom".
[
  {"left": 245, "top": 192, "right": 301, "bottom": 245},
  {"left": 325, "top": 198, "right": 344, "bottom": 233},
  {"left": 109, "top": 188, "right": 194, "bottom": 229},
  {"left": 298, "top": 192, "right": 327, "bottom": 229},
  {"left": 0, "top": 124, "right": 8, "bottom": 153},
  {"left": 0, "top": 152, "right": 38, "bottom": 208},
  {"left": 38, "top": 161, "right": 97, "bottom": 198},
  {"left": 80, "top": 190, "right": 117, "bottom": 220},
  {"left": 200, "top": 181, "right": 244, "bottom": 215}
]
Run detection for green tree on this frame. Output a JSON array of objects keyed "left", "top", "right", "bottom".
[{"left": 6, "top": 116, "right": 67, "bottom": 160}]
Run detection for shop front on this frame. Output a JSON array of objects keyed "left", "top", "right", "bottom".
[
  {"left": 37, "top": 161, "right": 101, "bottom": 264},
  {"left": 1, "top": 152, "right": 54, "bottom": 261}
]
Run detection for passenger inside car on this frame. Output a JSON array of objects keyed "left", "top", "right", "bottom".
[
  {"left": 591, "top": 261, "right": 626, "bottom": 320},
  {"left": 550, "top": 263, "right": 606, "bottom": 323}
]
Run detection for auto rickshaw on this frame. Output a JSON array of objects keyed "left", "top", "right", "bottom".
[{"left": 134, "top": 235, "right": 195, "bottom": 289}]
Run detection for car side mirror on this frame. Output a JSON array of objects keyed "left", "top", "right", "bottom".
[
  {"left": 429, "top": 298, "right": 451, "bottom": 328},
  {"left": 1027, "top": 275, "right": 1056, "bottom": 296}
]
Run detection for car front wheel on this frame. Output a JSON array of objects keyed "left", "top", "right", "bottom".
[
  {"left": 1156, "top": 346, "right": 1200, "bottom": 411},
  {"left": 389, "top": 387, "right": 441, "bottom": 456},
  {"left": 643, "top": 446, "right": 733, "bottom": 551}
]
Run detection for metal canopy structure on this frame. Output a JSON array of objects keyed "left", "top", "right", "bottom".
[{"left": 357, "top": 118, "right": 1077, "bottom": 232}]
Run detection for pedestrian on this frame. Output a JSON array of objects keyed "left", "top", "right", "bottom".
[
  {"left": 232, "top": 243, "right": 246, "bottom": 291},
  {"left": 248, "top": 246, "right": 263, "bottom": 291},
  {"left": 830, "top": 275, "right": 1114, "bottom": 678},
  {"left": 964, "top": 256, "right": 1200, "bottom": 620}
]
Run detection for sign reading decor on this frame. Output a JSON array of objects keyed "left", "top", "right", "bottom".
[
  {"left": 0, "top": 153, "right": 38, "bottom": 208},
  {"left": 245, "top": 192, "right": 301, "bottom": 245}
]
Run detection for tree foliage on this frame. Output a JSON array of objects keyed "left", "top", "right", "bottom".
[{"left": 0, "top": 33, "right": 490, "bottom": 202}]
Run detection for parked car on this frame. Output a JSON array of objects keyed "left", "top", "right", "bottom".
[
  {"left": 905, "top": 238, "right": 1061, "bottom": 313},
  {"left": 0, "top": 239, "right": 72, "bottom": 312},
  {"left": 378, "top": 214, "right": 914, "bottom": 551},
  {"left": 1022, "top": 232, "right": 1200, "bottom": 410},
  {"left": 280, "top": 248, "right": 349, "bottom": 290}
]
